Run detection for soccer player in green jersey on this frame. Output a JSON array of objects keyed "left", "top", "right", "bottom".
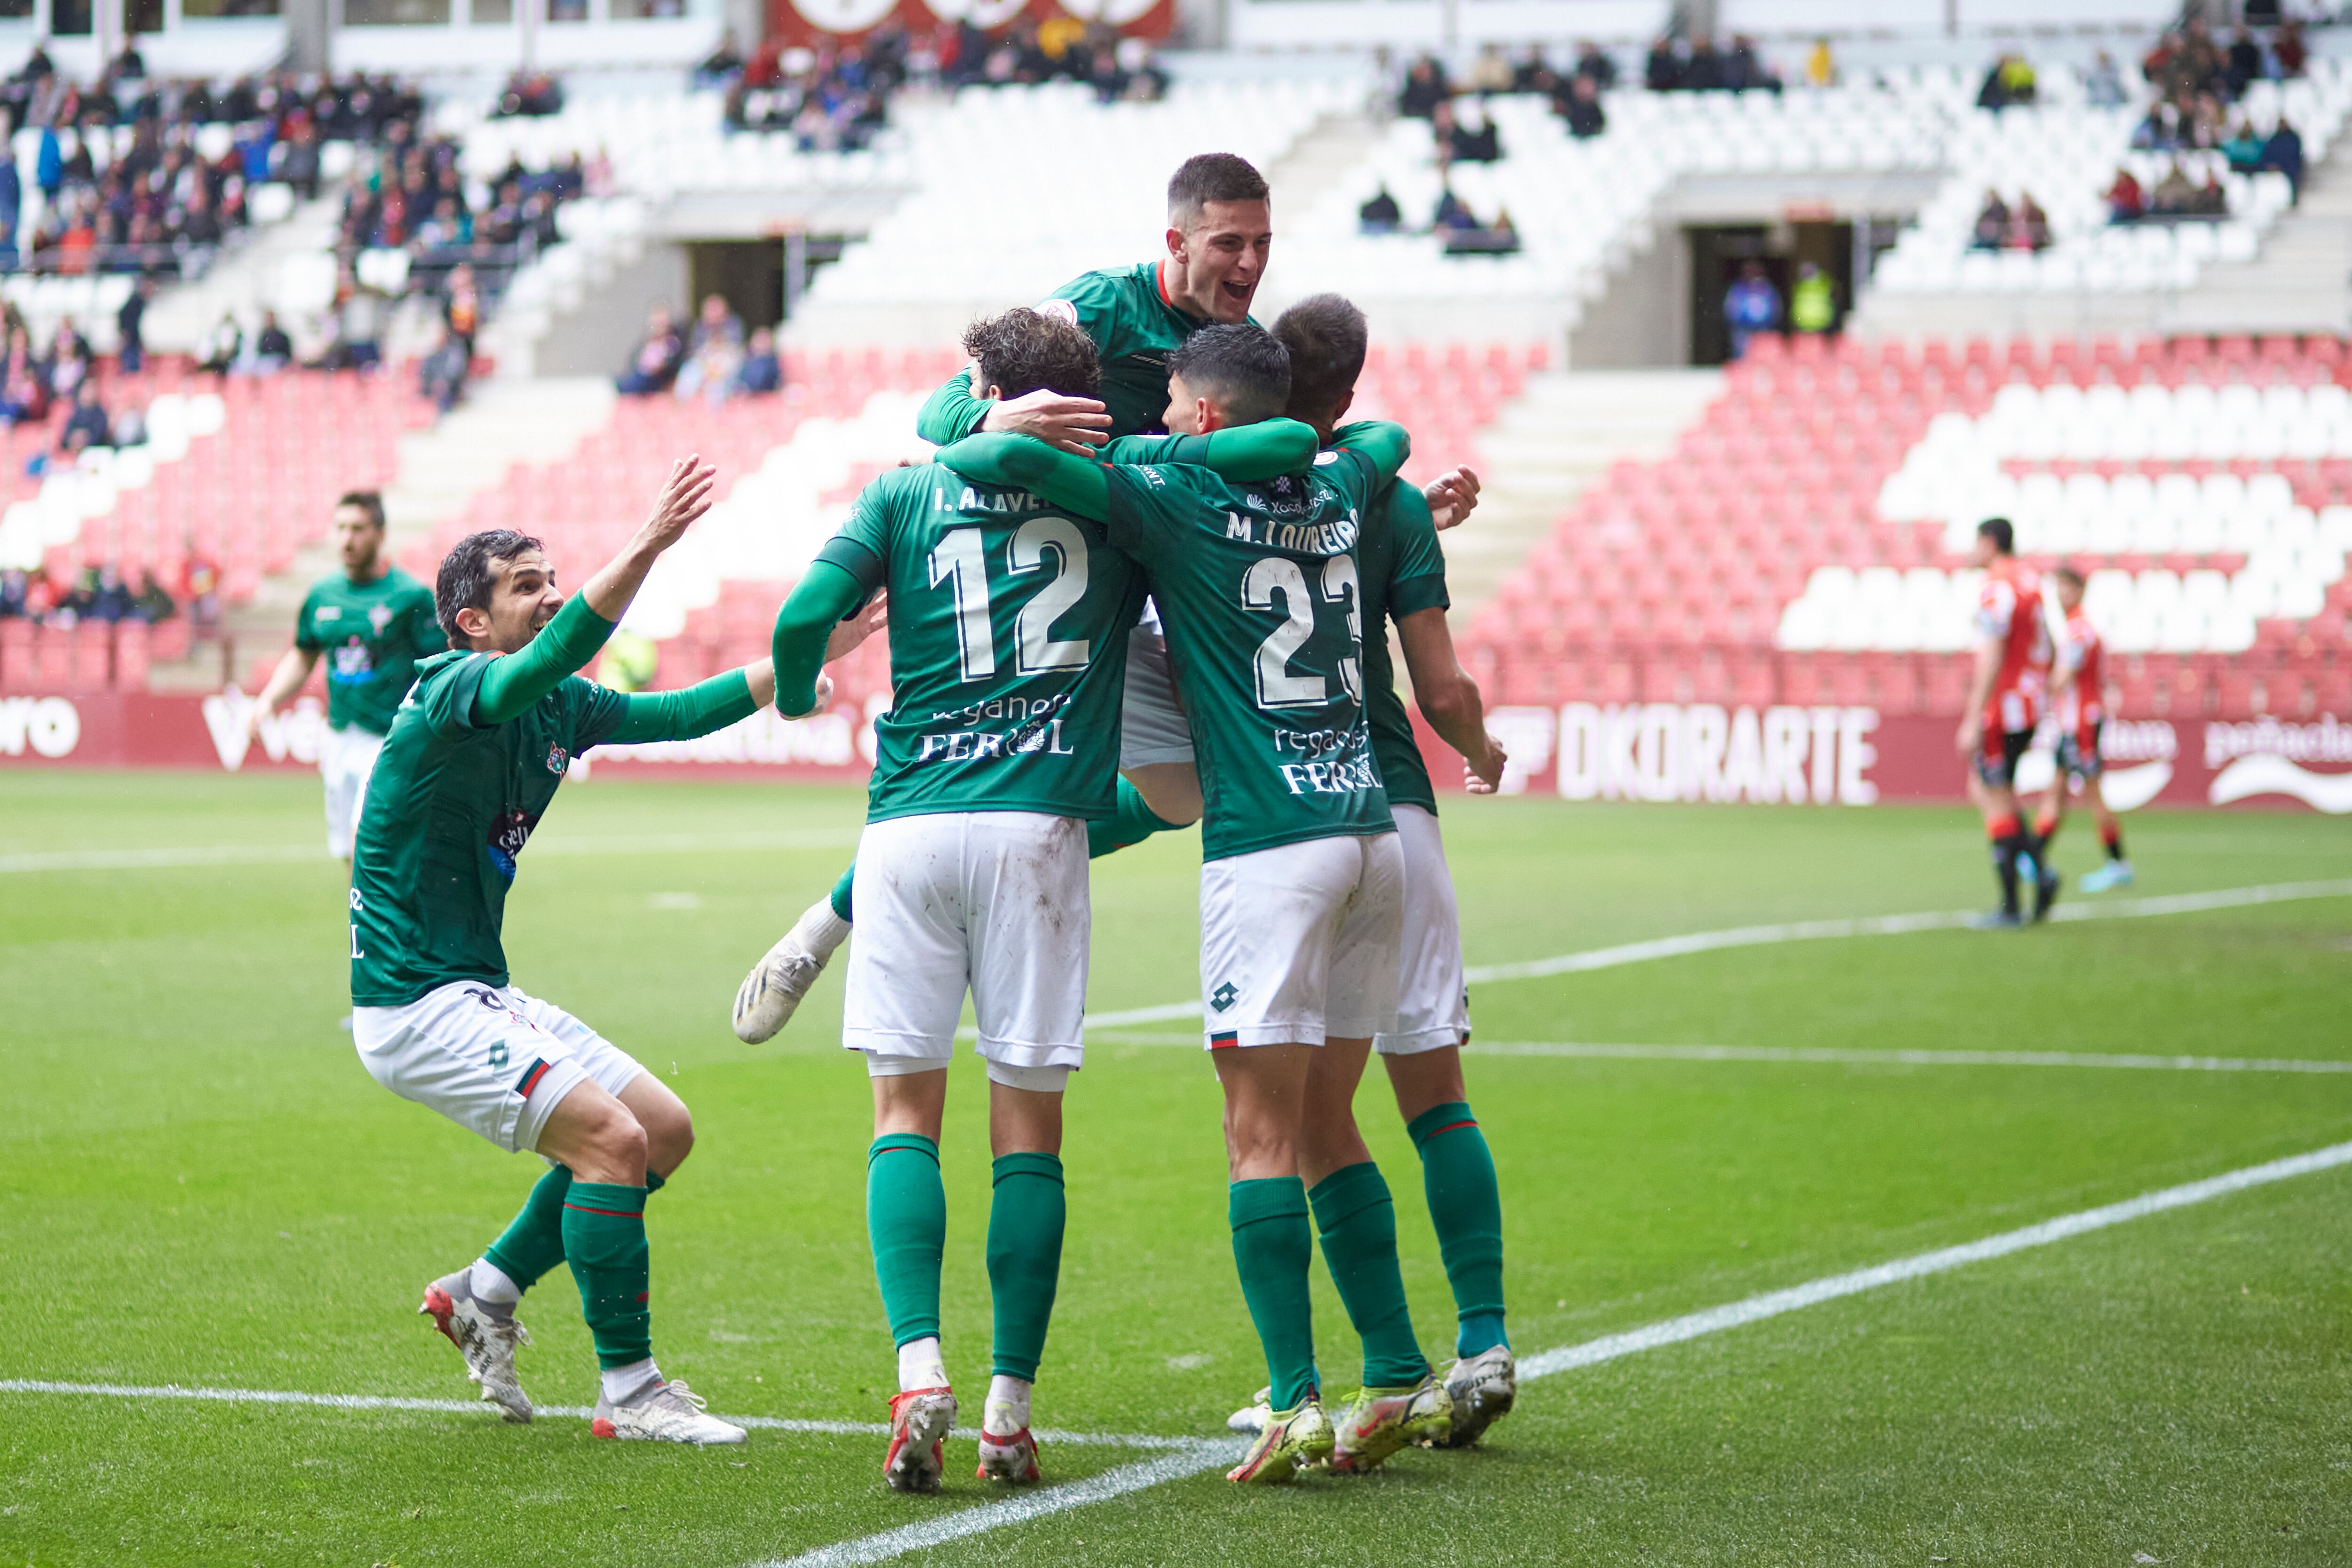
[
  {"left": 1259, "top": 294, "right": 1521, "bottom": 1448},
  {"left": 933, "top": 324, "right": 1455, "bottom": 1483},
  {"left": 731, "top": 153, "right": 1484, "bottom": 1042},
  {"left": 762, "top": 309, "right": 1319, "bottom": 1493},
  {"left": 247, "top": 491, "right": 443, "bottom": 864},
  {"left": 352, "top": 459, "right": 873, "bottom": 1445}
]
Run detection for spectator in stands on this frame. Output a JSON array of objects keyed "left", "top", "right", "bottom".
[
  {"left": 1723, "top": 262, "right": 1780, "bottom": 358},
  {"left": 674, "top": 322, "right": 743, "bottom": 406},
  {"left": 1431, "top": 182, "right": 1476, "bottom": 233},
  {"left": 1724, "top": 36, "right": 1780, "bottom": 94},
  {"left": 0, "top": 567, "right": 25, "bottom": 618},
  {"left": 251, "top": 310, "right": 294, "bottom": 373},
  {"left": 2222, "top": 115, "right": 2266, "bottom": 173},
  {"left": 317, "top": 269, "right": 387, "bottom": 372},
  {"left": 2010, "top": 193, "right": 2051, "bottom": 252},
  {"left": 494, "top": 72, "right": 565, "bottom": 118},
  {"left": 2275, "top": 21, "right": 2306, "bottom": 80},
  {"left": 1563, "top": 75, "right": 1606, "bottom": 139},
  {"left": 117, "top": 277, "right": 151, "bottom": 373},
  {"left": 616, "top": 307, "right": 685, "bottom": 396},
  {"left": 279, "top": 121, "right": 323, "bottom": 200},
  {"left": 0, "top": 147, "right": 18, "bottom": 271},
  {"left": 1978, "top": 53, "right": 2036, "bottom": 111},
  {"left": 180, "top": 550, "right": 219, "bottom": 633},
  {"left": 1443, "top": 98, "right": 1502, "bottom": 163},
  {"left": 0, "top": 325, "right": 48, "bottom": 424},
  {"left": 1511, "top": 46, "right": 1557, "bottom": 97},
  {"left": 1643, "top": 37, "right": 1680, "bottom": 92},
  {"left": 2225, "top": 29, "right": 2262, "bottom": 99},
  {"left": 48, "top": 323, "right": 90, "bottom": 399},
  {"left": 58, "top": 379, "right": 110, "bottom": 454},
  {"left": 1358, "top": 184, "right": 1403, "bottom": 233},
  {"left": 734, "top": 327, "right": 781, "bottom": 396},
  {"left": 418, "top": 321, "right": 469, "bottom": 414},
  {"left": 2151, "top": 159, "right": 2198, "bottom": 217},
  {"left": 110, "top": 398, "right": 144, "bottom": 449},
  {"left": 2191, "top": 169, "right": 2229, "bottom": 217},
  {"left": 1790, "top": 262, "right": 1834, "bottom": 335},
  {"left": 2084, "top": 50, "right": 2127, "bottom": 108},
  {"left": 1467, "top": 43, "right": 1513, "bottom": 96},
  {"left": 2133, "top": 98, "right": 2181, "bottom": 152},
  {"left": 1573, "top": 40, "right": 1616, "bottom": 90},
  {"left": 443, "top": 264, "right": 482, "bottom": 357},
  {"left": 2106, "top": 167, "right": 2146, "bottom": 224},
  {"left": 132, "top": 572, "right": 175, "bottom": 623},
  {"left": 2263, "top": 119, "right": 2305, "bottom": 199},
  {"left": 79, "top": 565, "right": 135, "bottom": 622},
  {"left": 1681, "top": 34, "right": 1724, "bottom": 92},
  {"left": 696, "top": 29, "right": 746, "bottom": 87},
  {"left": 1971, "top": 189, "right": 2010, "bottom": 251},
  {"left": 1398, "top": 55, "right": 1449, "bottom": 119}
]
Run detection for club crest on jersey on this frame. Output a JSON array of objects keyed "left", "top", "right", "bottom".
[
  {"left": 368, "top": 604, "right": 395, "bottom": 635},
  {"left": 546, "top": 745, "right": 570, "bottom": 776},
  {"left": 1036, "top": 298, "right": 1080, "bottom": 328}
]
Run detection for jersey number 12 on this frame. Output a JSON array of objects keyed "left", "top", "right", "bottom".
[{"left": 929, "top": 520, "right": 1091, "bottom": 683}]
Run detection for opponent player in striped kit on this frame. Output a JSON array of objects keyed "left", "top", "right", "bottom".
[
  {"left": 1957, "top": 517, "right": 2059, "bottom": 927},
  {"left": 2034, "top": 564, "right": 2133, "bottom": 892}
]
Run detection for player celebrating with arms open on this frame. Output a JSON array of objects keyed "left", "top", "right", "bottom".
[{"left": 352, "top": 459, "right": 870, "bottom": 1444}]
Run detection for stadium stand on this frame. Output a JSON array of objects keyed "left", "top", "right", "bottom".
[{"left": 1463, "top": 332, "right": 2352, "bottom": 724}]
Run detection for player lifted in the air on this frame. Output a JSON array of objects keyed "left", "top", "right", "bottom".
[
  {"left": 352, "top": 460, "right": 871, "bottom": 1444},
  {"left": 1957, "top": 517, "right": 2059, "bottom": 928},
  {"left": 1224, "top": 294, "right": 1518, "bottom": 1453},
  {"left": 763, "top": 309, "right": 1319, "bottom": 1494},
  {"left": 731, "top": 151, "right": 1480, "bottom": 1041},
  {"left": 2035, "top": 564, "right": 2133, "bottom": 892},
  {"left": 934, "top": 324, "right": 1452, "bottom": 1484},
  {"left": 247, "top": 490, "right": 443, "bottom": 867}
]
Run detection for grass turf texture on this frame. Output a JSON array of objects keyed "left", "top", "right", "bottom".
[{"left": 0, "top": 770, "right": 2345, "bottom": 1566}]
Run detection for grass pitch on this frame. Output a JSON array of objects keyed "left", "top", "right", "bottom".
[{"left": 1, "top": 771, "right": 2348, "bottom": 1567}]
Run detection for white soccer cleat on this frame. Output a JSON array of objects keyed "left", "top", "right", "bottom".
[
  {"left": 1435, "top": 1345, "right": 1517, "bottom": 1448},
  {"left": 590, "top": 1380, "right": 746, "bottom": 1445},
  {"left": 731, "top": 902, "right": 842, "bottom": 1043},
  {"left": 419, "top": 1270, "right": 532, "bottom": 1423},
  {"left": 884, "top": 1387, "right": 957, "bottom": 1494},
  {"left": 976, "top": 1425, "right": 1041, "bottom": 1484}
]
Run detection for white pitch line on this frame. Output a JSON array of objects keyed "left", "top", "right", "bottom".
[
  {"left": 0, "top": 829, "right": 860, "bottom": 875},
  {"left": 1469, "top": 1041, "right": 2352, "bottom": 1074},
  {"left": 1080, "top": 878, "right": 2352, "bottom": 1030}
]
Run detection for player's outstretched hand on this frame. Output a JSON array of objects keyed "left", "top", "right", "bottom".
[
  {"left": 1425, "top": 466, "right": 1483, "bottom": 531},
  {"left": 983, "top": 389, "right": 1111, "bottom": 456},
  {"left": 636, "top": 455, "right": 720, "bottom": 557},
  {"left": 826, "top": 591, "right": 887, "bottom": 663},
  {"left": 1954, "top": 714, "right": 1982, "bottom": 756},
  {"left": 1464, "top": 729, "right": 1508, "bottom": 794}
]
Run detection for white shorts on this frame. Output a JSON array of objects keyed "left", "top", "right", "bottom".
[
  {"left": 1376, "top": 804, "right": 1468, "bottom": 1055},
  {"left": 1199, "top": 831, "right": 1403, "bottom": 1049},
  {"left": 1119, "top": 608, "right": 1195, "bottom": 769},
  {"left": 353, "top": 980, "right": 645, "bottom": 1154},
  {"left": 321, "top": 723, "right": 384, "bottom": 859},
  {"left": 843, "top": 811, "right": 1089, "bottom": 1072}
]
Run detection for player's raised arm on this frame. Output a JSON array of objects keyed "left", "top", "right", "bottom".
[
  {"left": 1102, "top": 417, "right": 1320, "bottom": 480},
  {"left": 1331, "top": 418, "right": 1413, "bottom": 489},
  {"left": 769, "top": 562, "right": 873, "bottom": 718},
  {"left": 935, "top": 432, "right": 1112, "bottom": 520}
]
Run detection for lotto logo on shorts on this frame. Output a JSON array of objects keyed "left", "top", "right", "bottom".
[{"left": 1210, "top": 982, "right": 1238, "bottom": 1012}]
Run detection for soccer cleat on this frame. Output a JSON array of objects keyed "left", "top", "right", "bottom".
[
  {"left": 1225, "top": 1395, "right": 1334, "bottom": 1484},
  {"left": 976, "top": 1425, "right": 1041, "bottom": 1484},
  {"left": 419, "top": 1270, "right": 532, "bottom": 1423},
  {"left": 590, "top": 1380, "right": 746, "bottom": 1445},
  {"left": 883, "top": 1387, "right": 956, "bottom": 1494},
  {"left": 1226, "top": 1385, "right": 1272, "bottom": 1435},
  {"left": 2031, "top": 861, "right": 2062, "bottom": 923},
  {"left": 1967, "top": 909, "right": 2023, "bottom": 930},
  {"left": 731, "top": 907, "right": 837, "bottom": 1043},
  {"left": 1435, "top": 1345, "right": 1517, "bottom": 1448},
  {"left": 1327, "top": 1373, "right": 1454, "bottom": 1473},
  {"left": 2082, "top": 859, "right": 2135, "bottom": 892}
]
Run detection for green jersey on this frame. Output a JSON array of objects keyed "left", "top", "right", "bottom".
[
  {"left": 816, "top": 462, "right": 1149, "bottom": 825},
  {"left": 294, "top": 566, "right": 444, "bottom": 735},
  {"left": 1103, "top": 448, "right": 1394, "bottom": 861},
  {"left": 1357, "top": 482, "right": 1451, "bottom": 815},
  {"left": 349, "top": 651, "right": 631, "bottom": 1006},
  {"left": 916, "top": 262, "right": 1247, "bottom": 445}
]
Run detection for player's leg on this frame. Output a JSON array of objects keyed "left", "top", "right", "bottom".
[
  {"left": 731, "top": 861, "right": 854, "bottom": 1043},
  {"left": 1966, "top": 739, "right": 2028, "bottom": 927},
  {"left": 2081, "top": 728, "right": 2134, "bottom": 890},
  {"left": 967, "top": 812, "right": 1088, "bottom": 1484},
  {"left": 1113, "top": 620, "right": 1203, "bottom": 831},
  {"left": 842, "top": 813, "right": 972, "bottom": 1493}
]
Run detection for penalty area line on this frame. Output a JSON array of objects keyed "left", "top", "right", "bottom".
[
  {"left": 1468, "top": 1042, "right": 2352, "bottom": 1075},
  {"left": 767, "top": 1133, "right": 2352, "bottom": 1567},
  {"left": 1078, "top": 877, "right": 2352, "bottom": 1030}
]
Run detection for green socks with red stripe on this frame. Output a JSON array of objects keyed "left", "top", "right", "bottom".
[
  {"left": 1229, "top": 1177, "right": 1319, "bottom": 1409},
  {"left": 563, "top": 1180, "right": 652, "bottom": 1369},
  {"left": 868, "top": 1134, "right": 946, "bottom": 1349},
  {"left": 1087, "top": 777, "right": 1180, "bottom": 860},
  {"left": 985, "top": 1152, "right": 1065, "bottom": 1382},
  {"left": 1406, "top": 1101, "right": 1508, "bottom": 1359},
  {"left": 483, "top": 1164, "right": 571, "bottom": 1291},
  {"left": 1308, "top": 1161, "right": 1431, "bottom": 1389}
]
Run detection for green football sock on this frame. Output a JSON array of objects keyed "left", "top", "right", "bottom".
[
  {"left": 482, "top": 1164, "right": 571, "bottom": 1292},
  {"left": 867, "top": 1134, "right": 945, "bottom": 1347},
  {"left": 1406, "top": 1101, "right": 1508, "bottom": 1358},
  {"left": 829, "top": 863, "right": 856, "bottom": 923},
  {"left": 1309, "top": 1161, "right": 1431, "bottom": 1388},
  {"left": 1087, "top": 776, "right": 1179, "bottom": 859},
  {"left": 985, "top": 1152, "right": 1065, "bottom": 1382},
  {"left": 561, "top": 1181, "right": 652, "bottom": 1369},
  {"left": 1229, "top": 1178, "right": 1319, "bottom": 1410}
]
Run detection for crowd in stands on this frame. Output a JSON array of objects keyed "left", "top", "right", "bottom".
[
  {"left": 0, "top": 563, "right": 181, "bottom": 626},
  {"left": 614, "top": 294, "right": 782, "bottom": 405},
  {"left": 0, "top": 48, "right": 426, "bottom": 278},
  {"left": 1722, "top": 262, "right": 1836, "bottom": 359},
  {"left": 1641, "top": 33, "right": 1783, "bottom": 95},
  {"left": 1970, "top": 190, "right": 2054, "bottom": 252}
]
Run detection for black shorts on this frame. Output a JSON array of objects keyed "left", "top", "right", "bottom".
[
  {"left": 1973, "top": 729, "right": 2033, "bottom": 789},
  {"left": 2058, "top": 721, "right": 2104, "bottom": 781}
]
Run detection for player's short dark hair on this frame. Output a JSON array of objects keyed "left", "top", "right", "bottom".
[
  {"left": 437, "top": 528, "right": 545, "bottom": 646},
  {"left": 2052, "top": 562, "right": 2085, "bottom": 589},
  {"left": 1168, "top": 153, "right": 1270, "bottom": 228},
  {"left": 1169, "top": 323, "right": 1290, "bottom": 426},
  {"left": 962, "top": 308, "right": 1101, "bottom": 401},
  {"left": 1270, "top": 294, "right": 1367, "bottom": 427},
  {"left": 1977, "top": 516, "right": 2015, "bottom": 555},
  {"left": 336, "top": 490, "right": 386, "bottom": 532}
]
